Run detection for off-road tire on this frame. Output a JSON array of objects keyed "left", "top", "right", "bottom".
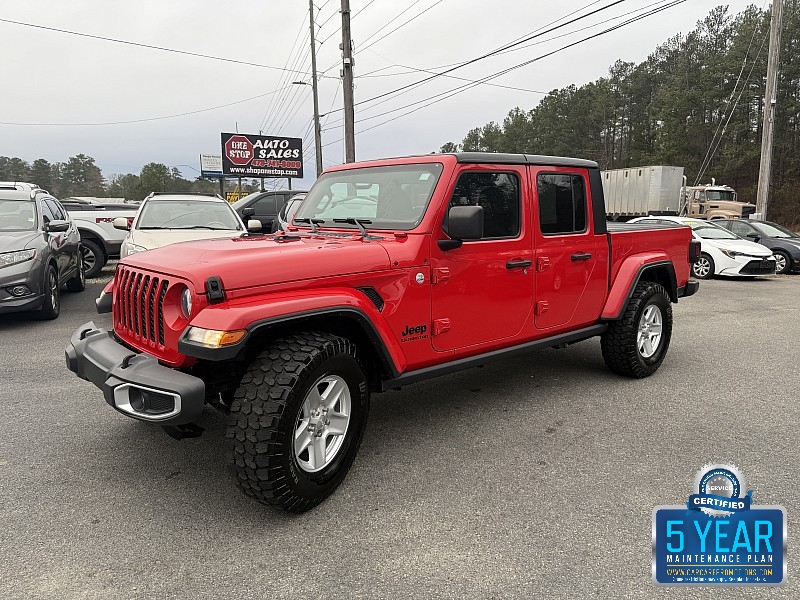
[
  {"left": 225, "top": 332, "right": 370, "bottom": 512},
  {"left": 601, "top": 281, "right": 672, "bottom": 378},
  {"left": 36, "top": 265, "right": 60, "bottom": 320},
  {"left": 66, "top": 249, "right": 86, "bottom": 292},
  {"left": 80, "top": 238, "right": 105, "bottom": 279}
]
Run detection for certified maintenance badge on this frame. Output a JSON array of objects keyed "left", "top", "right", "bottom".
[{"left": 652, "top": 463, "right": 786, "bottom": 586}]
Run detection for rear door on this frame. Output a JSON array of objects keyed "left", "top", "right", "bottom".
[
  {"left": 251, "top": 193, "right": 283, "bottom": 231},
  {"left": 532, "top": 168, "right": 607, "bottom": 330},
  {"left": 430, "top": 166, "right": 533, "bottom": 351}
]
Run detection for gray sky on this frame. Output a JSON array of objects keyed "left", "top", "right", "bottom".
[{"left": 0, "top": 0, "right": 760, "bottom": 189}]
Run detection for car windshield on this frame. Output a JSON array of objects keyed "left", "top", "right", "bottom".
[
  {"left": 0, "top": 200, "right": 37, "bottom": 231},
  {"left": 706, "top": 190, "right": 736, "bottom": 201},
  {"left": 294, "top": 163, "right": 444, "bottom": 230},
  {"left": 753, "top": 221, "right": 799, "bottom": 238},
  {"left": 690, "top": 223, "right": 739, "bottom": 240},
  {"left": 136, "top": 199, "right": 241, "bottom": 230}
]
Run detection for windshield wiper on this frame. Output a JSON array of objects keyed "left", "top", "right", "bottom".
[
  {"left": 294, "top": 218, "right": 324, "bottom": 233},
  {"left": 333, "top": 218, "right": 382, "bottom": 240},
  {"left": 172, "top": 225, "right": 232, "bottom": 230}
]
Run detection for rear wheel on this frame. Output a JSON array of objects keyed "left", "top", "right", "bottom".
[
  {"left": 36, "top": 265, "right": 60, "bottom": 320},
  {"left": 601, "top": 281, "right": 673, "bottom": 378},
  {"left": 225, "top": 332, "right": 370, "bottom": 512},
  {"left": 773, "top": 250, "right": 791, "bottom": 275},
  {"left": 80, "top": 239, "right": 105, "bottom": 278},
  {"left": 692, "top": 253, "right": 714, "bottom": 279}
]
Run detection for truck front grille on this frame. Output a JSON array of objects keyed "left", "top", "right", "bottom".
[
  {"left": 115, "top": 266, "right": 169, "bottom": 348},
  {"left": 742, "top": 205, "right": 756, "bottom": 217}
]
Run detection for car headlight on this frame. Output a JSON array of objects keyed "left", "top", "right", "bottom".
[
  {"left": 0, "top": 249, "right": 36, "bottom": 268},
  {"left": 122, "top": 241, "right": 147, "bottom": 257},
  {"left": 180, "top": 288, "right": 193, "bottom": 320},
  {"left": 721, "top": 249, "right": 745, "bottom": 258}
]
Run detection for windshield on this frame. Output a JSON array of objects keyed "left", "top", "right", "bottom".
[
  {"left": 294, "top": 163, "right": 444, "bottom": 230},
  {"left": 706, "top": 190, "right": 736, "bottom": 201},
  {"left": 136, "top": 199, "right": 242, "bottom": 230},
  {"left": 0, "top": 200, "right": 37, "bottom": 231},
  {"left": 754, "top": 221, "right": 799, "bottom": 238},
  {"left": 691, "top": 223, "right": 739, "bottom": 240}
]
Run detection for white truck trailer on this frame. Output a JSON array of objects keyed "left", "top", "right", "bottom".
[{"left": 601, "top": 165, "right": 685, "bottom": 221}]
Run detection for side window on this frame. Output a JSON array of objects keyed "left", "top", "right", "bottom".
[
  {"left": 46, "top": 199, "right": 66, "bottom": 221},
  {"left": 537, "top": 173, "right": 587, "bottom": 235},
  {"left": 252, "top": 196, "right": 276, "bottom": 213},
  {"left": 447, "top": 172, "right": 520, "bottom": 239},
  {"left": 40, "top": 200, "right": 56, "bottom": 224},
  {"left": 729, "top": 221, "right": 752, "bottom": 236}
]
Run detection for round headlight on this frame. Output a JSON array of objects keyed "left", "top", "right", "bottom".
[{"left": 180, "top": 288, "right": 193, "bottom": 319}]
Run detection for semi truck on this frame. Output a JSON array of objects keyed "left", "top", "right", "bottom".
[{"left": 601, "top": 166, "right": 755, "bottom": 221}]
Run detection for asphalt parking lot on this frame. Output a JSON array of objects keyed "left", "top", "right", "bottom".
[{"left": 0, "top": 266, "right": 798, "bottom": 599}]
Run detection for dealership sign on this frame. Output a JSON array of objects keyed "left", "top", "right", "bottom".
[
  {"left": 220, "top": 133, "right": 303, "bottom": 178},
  {"left": 200, "top": 154, "right": 223, "bottom": 178}
]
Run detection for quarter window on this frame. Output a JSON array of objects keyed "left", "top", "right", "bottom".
[
  {"left": 447, "top": 172, "right": 520, "bottom": 239},
  {"left": 537, "top": 173, "right": 587, "bottom": 235},
  {"left": 40, "top": 200, "right": 56, "bottom": 224}
]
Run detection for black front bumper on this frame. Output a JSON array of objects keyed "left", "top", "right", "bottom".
[{"left": 65, "top": 321, "right": 205, "bottom": 425}]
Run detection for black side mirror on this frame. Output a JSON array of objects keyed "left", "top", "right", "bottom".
[
  {"left": 242, "top": 207, "right": 255, "bottom": 217},
  {"left": 45, "top": 220, "right": 70, "bottom": 233},
  {"left": 438, "top": 205, "right": 483, "bottom": 251},
  {"left": 745, "top": 232, "right": 761, "bottom": 242}
]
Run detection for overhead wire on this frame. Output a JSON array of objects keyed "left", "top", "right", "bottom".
[
  {"left": 0, "top": 17, "right": 327, "bottom": 77},
  {"left": 322, "top": 0, "right": 687, "bottom": 145}
]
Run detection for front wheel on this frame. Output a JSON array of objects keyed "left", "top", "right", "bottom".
[
  {"left": 692, "top": 253, "right": 715, "bottom": 279},
  {"left": 80, "top": 239, "right": 105, "bottom": 279},
  {"left": 773, "top": 250, "right": 791, "bottom": 275},
  {"left": 601, "top": 281, "right": 673, "bottom": 378},
  {"left": 36, "top": 265, "right": 60, "bottom": 320},
  {"left": 225, "top": 332, "right": 370, "bottom": 512}
]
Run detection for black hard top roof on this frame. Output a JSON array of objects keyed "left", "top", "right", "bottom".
[{"left": 453, "top": 152, "right": 599, "bottom": 169}]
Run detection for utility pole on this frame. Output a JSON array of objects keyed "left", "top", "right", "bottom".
[
  {"left": 309, "top": 0, "right": 323, "bottom": 177},
  {"left": 340, "top": 0, "right": 356, "bottom": 162},
  {"left": 756, "top": 0, "right": 783, "bottom": 219}
]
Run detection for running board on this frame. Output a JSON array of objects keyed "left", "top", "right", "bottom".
[{"left": 379, "top": 324, "right": 608, "bottom": 391}]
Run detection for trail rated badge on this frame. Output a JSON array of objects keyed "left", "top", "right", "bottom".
[{"left": 652, "top": 463, "right": 786, "bottom": 586}]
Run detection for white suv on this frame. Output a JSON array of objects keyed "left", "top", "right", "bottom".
[{"left": 115, "top": 193, "right": 260, "bottom": 258}]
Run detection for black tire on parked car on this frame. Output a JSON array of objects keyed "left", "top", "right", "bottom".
[
  {"left": 225, "top": 332, "right": 370, "bottom": 512},
  {"left": 692, "top": 253, "right": 715, "bottom": 280},
  {"left": 601, "top": 281, "right": 673, "bottom": 378},
  {"left": 36, "top": 264, "right": 60, "bottom": 320},
  {"left": 66, "top": 248, "right": 86, "bottom": 292},
  {"left": 773, "top": 250, "right": 791, "bottom": 275},
  {"left": 80, "top": 238, "right": 106, "bottom": 278}
]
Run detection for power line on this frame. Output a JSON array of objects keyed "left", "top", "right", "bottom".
[
  {"left": 358, "top": 0, "right": 446, "bottom": 54},
  {"left": 0, "top": 17, "right": 332, "bottom": 77},
  {"left": 323, "top": 0, "right": 628, "bottom": 116},
  {"left": 322, "top": 0, "right": 686, "bottom": 145},
  {"left": 0, "top": 86, "right": 295, "bottom": 127}
]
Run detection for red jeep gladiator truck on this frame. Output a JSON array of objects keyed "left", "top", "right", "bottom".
[{"left": 66, "top": 153, "right": 699, "bottom": 512}]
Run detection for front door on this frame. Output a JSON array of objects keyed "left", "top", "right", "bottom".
[
  {"left": 532, "top": 168, "right": 606, "bottom": 330},
  {"left": 430, "top": 166, "right": 533, "bottom": 352}
]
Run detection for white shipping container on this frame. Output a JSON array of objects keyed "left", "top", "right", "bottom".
[{"left": 601, "top": 166, "right": 684, "bottom": 218}]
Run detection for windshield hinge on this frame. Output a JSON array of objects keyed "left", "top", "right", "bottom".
[{"left": 205, "top": 276, "right": 226, "bottom": 304}]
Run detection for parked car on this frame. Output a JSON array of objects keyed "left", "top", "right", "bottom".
[
  {"left": 60, "top": 197, "right": 140, "bottom": 277},
  {"left": 114, "top": 192, "right": 259, "bottom": 258},
  {"left": 714, "top": 218, "right": 800, "bottom": 274},
  {"left": 273, "top": 193, "right": 307, "bottom": 232},
  {"left": 629, "top": 215, "right": 775, "bottom": 279},
  {"left": 231, "top": 189, "right": 308, "bottom": 233},
  {"left": 0, "top": 184, "right": 84, "bottom": 319}
]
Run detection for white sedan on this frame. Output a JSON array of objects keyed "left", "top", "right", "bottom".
[
  {"left": 114, "top": 193, "right": 260, "bottom": 258},
  {"left": 628, "top": 216, "right": 776, "bottom": 279}
]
